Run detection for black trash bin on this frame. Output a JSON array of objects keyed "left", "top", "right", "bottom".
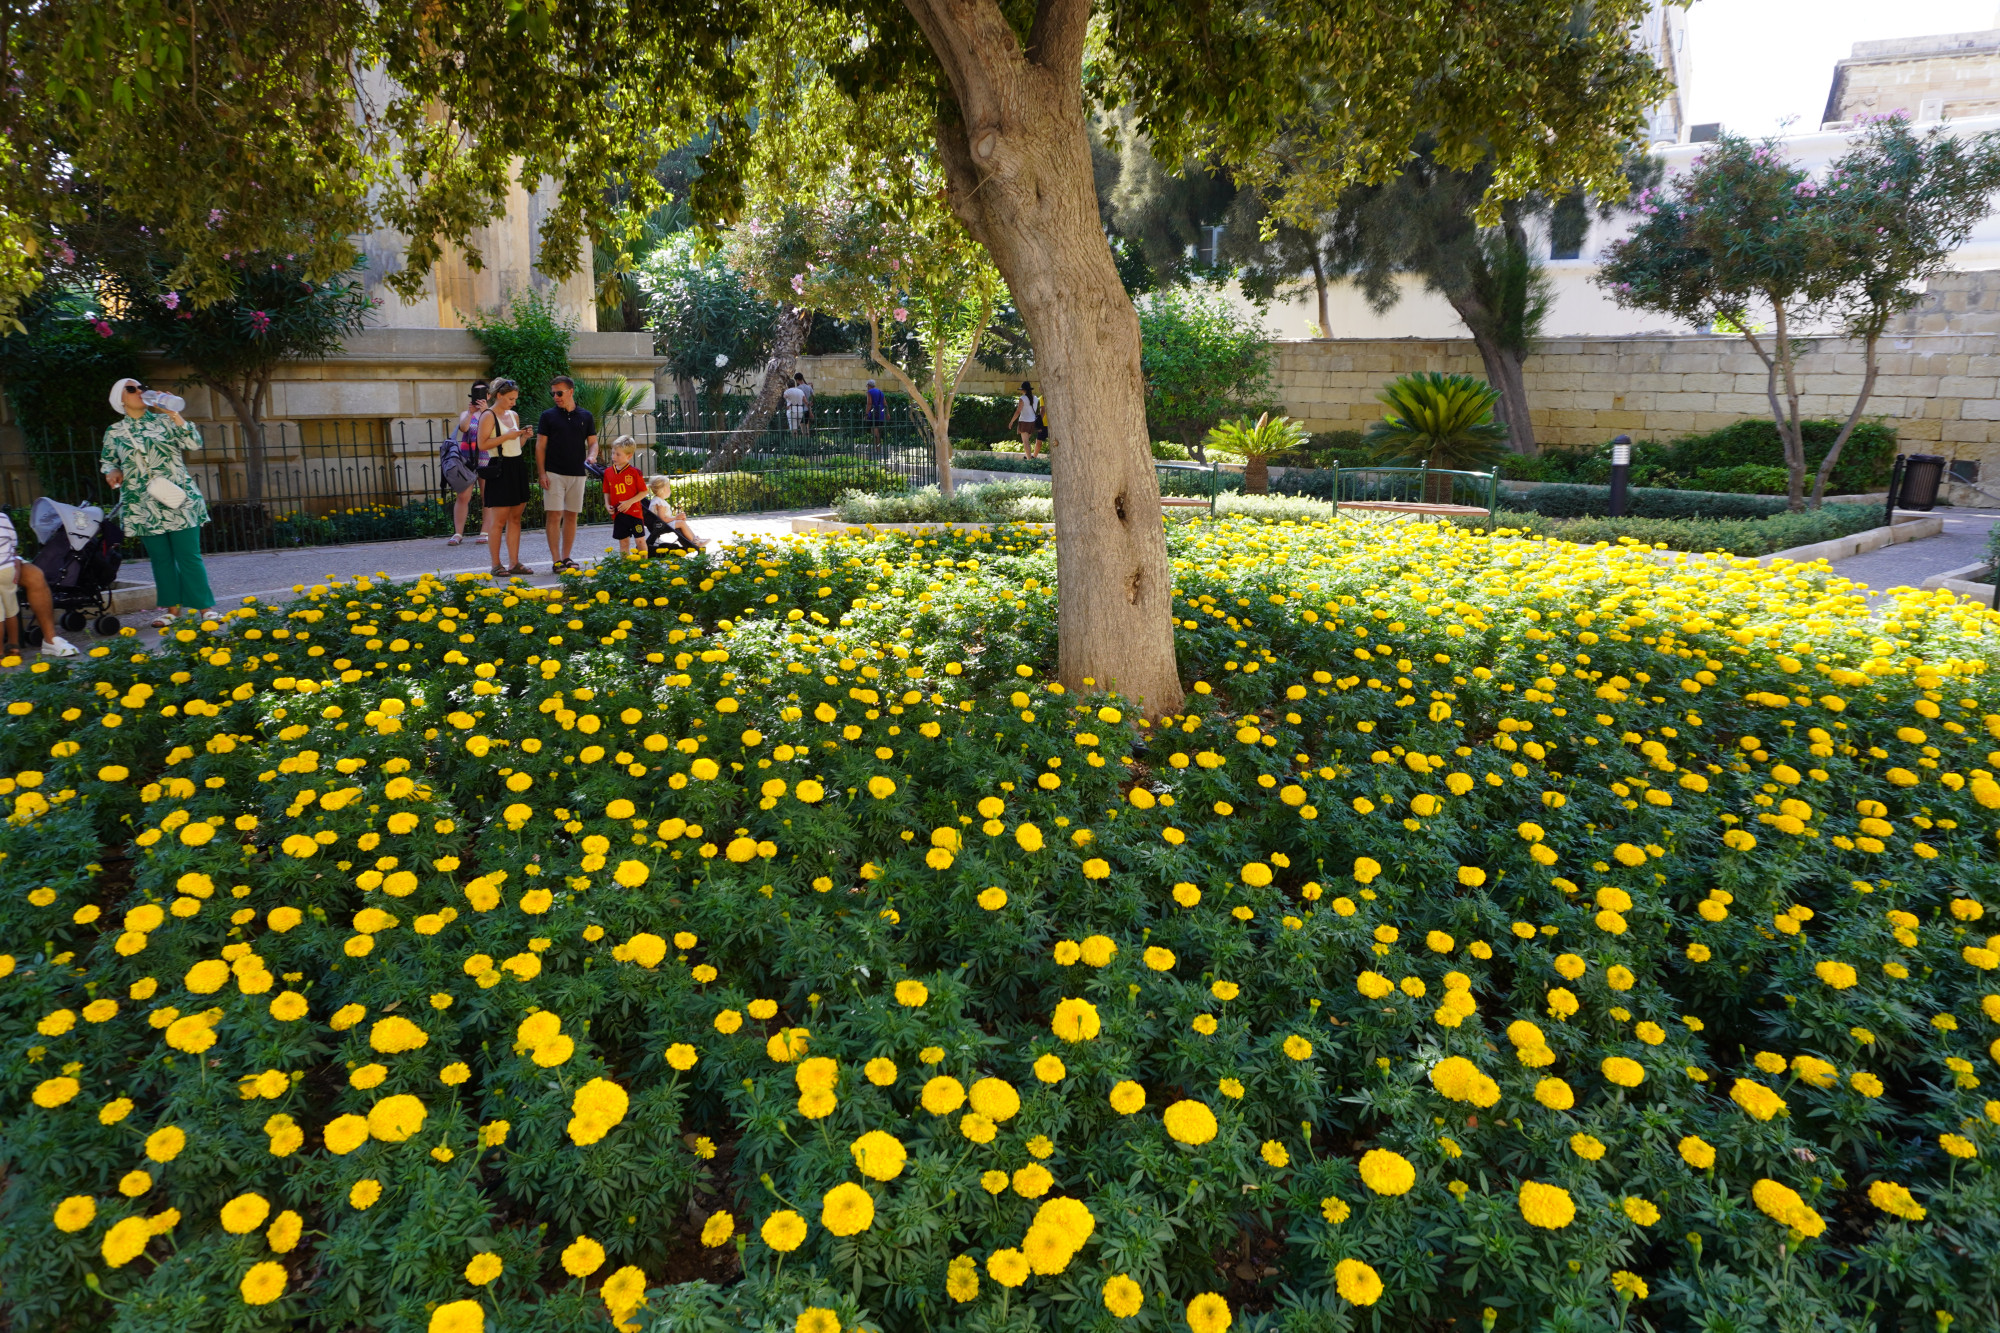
[{"left": 1896, "top": 454, "right": 1947, "bottom": 511}]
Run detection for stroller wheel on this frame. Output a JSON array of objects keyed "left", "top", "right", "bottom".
[
  {"left": 59, "top": 610, "right": 87, "bottom": 633},
  {"left": 95, "top": 615, "right": 122, "bottom": 636},
  {"left": 19, "top": 617, "right": 41, "bottom": 648}
]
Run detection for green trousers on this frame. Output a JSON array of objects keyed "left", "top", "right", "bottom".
[{"left": 141, "top": 526, "right": 215, "bottom": 611}]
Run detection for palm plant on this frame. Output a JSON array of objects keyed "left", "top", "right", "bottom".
[
  {"left": 1364, "top": 372, "right": 1508, "bottom": 497},
  {"left": 573, "top": 376, "right": 650, "bottom": 433},
  {"left": 1203, "top": 411, "right": 1308, "bottom": 493}
]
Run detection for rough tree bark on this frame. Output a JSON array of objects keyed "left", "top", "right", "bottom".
[
  {"left": 211, "top": 375, "right": 273, "bottom": 507},
  {"left": 1308, "top": 249, "right": 1331, "bottom": 340},
  {"left": 904, "top": 0, "right": 1184, "bottom": 715},
  {"left": 1742, "top": 305, "right": 1808, "bottom": 511},
  {"left": 1456, "top": 319, "right": 1535, "bottom": 456},
  {"left": 705, "top": 307, "right": 803, "bottom": 473}
]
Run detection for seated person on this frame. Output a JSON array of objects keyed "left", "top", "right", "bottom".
[
  {"left": 0, "top": 510, "right": 80, "bottom": 657},
  {"left": 645, "top": 475, "right": 708, "bottom": 552}
]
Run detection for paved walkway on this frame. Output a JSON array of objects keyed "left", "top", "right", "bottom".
[
  {"left": 1827, "top": 507, "right": 1999, "bottom": 596},
  {"left": 130, "top": 510, "right": 827, "bottom": 612}
]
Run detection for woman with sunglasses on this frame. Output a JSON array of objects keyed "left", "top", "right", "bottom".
[{"left": 101, "top": 377, "right": 216, "bottom": 629}]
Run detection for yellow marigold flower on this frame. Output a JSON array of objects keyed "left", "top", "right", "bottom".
[
  {"left": 1602, "top": 1056, "right": 1645, "bottom": 1088},
  {"left": 1109, "top": 1081, "right": 1146, "bottom": 1114},
  {"left": 821, "top": 1181, "right": 875, "bottom": 1236},
  {"left": 465, "top": 1252, "right": 504, "bottom": 1284},
  {"left": 1353, "top": 857, "right": 1381, "bottom": 883},
  {"left": 1260, "top": 1139, "right": 1289, "bottom": 1168},
  {"left": 101, "top": 1215, "right": 152, "bottom": 1267},
  {"left": 1815, "top": 960, "right": 1858, "bottom": 989},
  {"left": 1623, "top": 1196, "right": 1660, "bottom": 1226},
  {"left": 562, "top": 1234, "right": 607, "bottom": 1275},
  {"left": 429, "top": 1300, "right": 484, "bottom": 1333},
  {"left": 1678, "top": 1135, "right": 1716, "bottom": 1169},
  {"left": 1103, "top": 1273, "right": 1144, "bottom": 1317},
  {"left": 1940, "top": 1133, "right": 1978, "bottom": 1159},
  {"left": 1014, "top": 822, "right": 1043, "bottom": 851},
  {"left": 1612, "top": 1271, "right": 1648, "bottom": 1302},
  {"left": 367, "top": 1094, "right": 427, "bottom": 1143},
  {"left": 1080, "top": 935, "right": 1117, "bottom": 966},
  {"left": 1730, "top": 1078, "right": 1787, "bottom": 1121},
  {"left": 1534, "top": 1077, "right": 1574, "bottom": 1110},
  {"left": 220, "top": 1193, "right": 271, "bottom": 1234},
  {"left": 865, "top": 1057, "right": 898, "bottom": 1086},
  {"left": 1186, "top": 1291, "right": 1232, "bottom": 1333},
  {"left": 921, "top": 1076, "right": 966, "bottom": 1115},
  {"left": 1321, "top": 1196, "right": 1351, "bottom": 1224},
  {"left": 1051, "top": 997, "right": 1101, "bottom": 1042},
  {"left": 32, "top": 1077, "right": 79, "bottom": 1108},
  {"left": 1570, "top": 1133, "right": 1606, "bottom": 1161},
  {"left": 988, "top": 1248, "right": 1029, "bottom": 1287},
  {"left": 850, "top": 1131, "right": 907, "bottom": 1181},
  {"left": 969, "top": 1077, "right": 1020, "bottom": 1121},
  {"left": 1850, "top": 1071, "right": 1885, "bottom": 1097},
  {"left": 348, "top": 1179, "right": 382, "bottom": 1209},
  {"left": 1240, "top": 861, "right": 1272, "bottom": 887},
  {"left": 239, "top": 1260, "right": 287, "bottom": 1306},
  {"left": 1518, "top": 1179, "right": 1577, "bottom": 1229},
  {"left": 145, "top": 1125, "right": 187, "bottom": 1162},
  {"left": 700, "top": 1211, "right": 735, "bottom": 1247},
  {"left": 268, "top": 1210, "right": 302, "bottom": 1254},
  {"left": 1034, "top": 1053, "right": 1067, "bottom": 1083},
  {"left": 1013, "top": 1163, "right": 1054, "bottom": 1198},
  {"left": 947, "top": 1254, "right": 980, "bottom": 1301},
  {"left": 324, "top": 1114, "right": 370, "bottom": 1155},
  {"left": 1751, "top": 1178, "right": 1824, "bottom": 1236},
  {"left": 1164, "top": 1100, "right": 1218, "bottom": 1145},
  {"left": 1359, "top": 1148, "right": 1416, "bottom": 1196},
  {"left": 53, "top": 1195, "right": 95, "bottom": 1233},
  {"left": 1869, "top": 1180, "right": 1926, "bottom": 1221},
  {"left": 1335, "top": 1257, "right": 1383, "bottom": 1306}
]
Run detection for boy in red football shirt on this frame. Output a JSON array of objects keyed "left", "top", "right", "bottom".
[{"left": 601, "top": 437, "right": 648, "bottom": 555}]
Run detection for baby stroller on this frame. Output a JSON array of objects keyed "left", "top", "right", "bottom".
[{"left": 19, "top": 497, "right": 125, "bottom": 645}]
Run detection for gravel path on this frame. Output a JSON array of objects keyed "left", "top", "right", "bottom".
[{"left": 1827, "top": 507, "right": 1999, "bottom": 597}]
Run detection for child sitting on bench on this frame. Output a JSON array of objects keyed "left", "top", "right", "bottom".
[{"left": 645, "top": 474, "right": 707, "bottom": 552}]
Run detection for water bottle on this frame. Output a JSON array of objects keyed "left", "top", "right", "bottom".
[{"left": 141, "top": 389, "right": 186, "bottom": 413}]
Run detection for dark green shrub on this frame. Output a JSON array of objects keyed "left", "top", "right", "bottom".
[
  {"left": 1690, "top": 464, "right": 1791, "bottom": 495},
  {"left": 1476, "top": 500, "right": 1883, "bottom": 555},
  {"left": 1667, "top": 417, "right": 1896, "bottom": 493},
  {"left": 1509, "top": 482, "right": 1794, "bottom": 520},
  {"left": 466, "top": 288, "right": 575, "bottom": 422}
]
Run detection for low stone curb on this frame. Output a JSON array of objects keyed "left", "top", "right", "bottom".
[{"left": 1758, "top": 515, "right": 1943, "bottom": 567}]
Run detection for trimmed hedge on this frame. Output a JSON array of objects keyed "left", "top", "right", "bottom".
[
  {"left": 1479, "top": 501, "right": 1886, "bottom": 557},
  {"left": 1507, "top": 483, "right": 1796, "bottom": 520}
]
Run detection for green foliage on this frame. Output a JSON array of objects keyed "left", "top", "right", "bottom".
[
  {"left": 835, "top": 479, "right": 1052, "bottom": 524},
  {"left": 466, "top": 289, "right": 576, "bottom": 424},
  {"left": 0, "top": 289, "right": 141, "bottom": 490},
  {"left": 1203, "top": 413, "right": 1309, "bottom": 461},
  {"left": 573, "top": 377, "right": 649, "bottom": 428},
  {"left": 1483, "top": 500, "right": 1884, "bottom": 555},
  {"left": 1505, "top": 421, "right": 1898, "bottom": 495},
  {"left": 1508, "top": 483, "right": 1795, "bottom": 521},
  {"left": 3, "top": 515, "right": 1998, "bottom": 1332},
  {"left": 634, "top": 233, "right": 777, "bottom": 410},
  {"left": 1135, "top": 284, "right": 1276, "bottom": 452},
  {"left": 1689, "top": 464, "right": 1791, "bottom": 496},
  {"left": 950, "top": 452, "right": 1053, "bottom": 476},
  {"left": 1363, "top": 372, "right": 1509, "bottom": 469}
]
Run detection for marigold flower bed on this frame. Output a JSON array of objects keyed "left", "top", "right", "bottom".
[{"left": 2, "top": 516, "right": 1997, "bottom": 1333}]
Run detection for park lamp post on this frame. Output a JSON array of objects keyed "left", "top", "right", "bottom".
[{"left": 1608, "top": 434, "right": 1632, "bottom": 518}]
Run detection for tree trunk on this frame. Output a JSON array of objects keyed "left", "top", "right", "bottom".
[
  {"left": 1244, "top": 454, "right": 1268, "bottom": 494},
  {"left": 675, "top": 375, "right": 699, "bottom": 437},
  {"left": 706, "top": 308, "right": 802, "bottom": 473},
  {"left": 1745, "top": 311, "right": 1806, "bottom": 512},
  {"left": 213, "top": 379, "right": 268, "bottom": 508},
  {"left": 1310, "top": 248, "right": 1331, "bottom": 339},
  {"left": 1449, "top": 295, "right": 1537, "bottom": 456},
  {"left": 1811, "top": 332, "right": 1880, "bottom": 508},
  {"left": 908, "top": 0, "right": 1182, "bottom": 714}
]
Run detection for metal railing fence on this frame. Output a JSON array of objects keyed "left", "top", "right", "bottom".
[{"left": 2, "top": 410, "right": 936, "bottom": 555}]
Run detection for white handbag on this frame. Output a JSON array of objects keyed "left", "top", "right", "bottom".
[{"left": 145, "top": 476, "right": 188, "bottom": 509}]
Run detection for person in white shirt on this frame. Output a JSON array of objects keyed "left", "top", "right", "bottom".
[
  {"left": 1007, "top": 381, "right": 1041, "bottom": 457},
  {"left": 0, "top": 511, "right": 80, "bottom": 657},
  {"left": 783, "top": 377, "right": 808, "bottom": 433}
]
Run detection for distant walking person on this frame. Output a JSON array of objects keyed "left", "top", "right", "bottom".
[
  {"left": 101, "top": 377, "right": 216, "bottom": 629},
  {"left": 783, "top": 375, "right": 808, "bottom": 433},
  {"left": 798, "top": 372, "right": 815, "bottom": 425},
  {"left": 537, "top": 375, "right": 598, "bottom": 571},
  {"left": 477, "top": 378, "right": 534, "bottom": 577},
  {"left": 1008, "top": 382, "right": 1041, "bottom": 457},
  {"left": 864, "top": 378, "right": 888, "bottom": 443},
  {"left": 442, "top": 381, "right": 486, "bottom": 546}
]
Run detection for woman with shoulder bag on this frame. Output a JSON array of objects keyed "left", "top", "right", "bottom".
[
  {"left": 442, "top": 382, "right": 487, "bottom": 546},
  {"left": 101, "top": 377, "right": 216, "bottom": 629},
  {"left": 476, "top": 378, "right": 534, "bottom": 576}
]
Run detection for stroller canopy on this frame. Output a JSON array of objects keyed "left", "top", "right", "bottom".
[{"left": 30, "top": 497, "right": 104, "bottom": 551}]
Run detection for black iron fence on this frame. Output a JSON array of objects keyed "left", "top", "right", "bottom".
[{"left": 2, "top": 407, "right": 936, "bottom": 555}]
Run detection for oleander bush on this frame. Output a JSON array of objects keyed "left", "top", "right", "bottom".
[{"left": 1, "top": 516, "right": 1998, "bottom": 1333}]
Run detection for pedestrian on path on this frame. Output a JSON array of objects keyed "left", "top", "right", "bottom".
[
  {"left": 1008, "top": 382, "right": 1040, "bottom": 457},
  {"left": 537, "top": 375, "right": 598, "bottom": 571},
  {"left": 443, "top": 382, "right": 486, "bottom": 547},
  {"left": 864, "top": 379, "right": 887, "bottom": 444},
  {"left": 477, "top": 378, "right": 534, "bottom": 577},
  {"left": 101, "top": 377, "right": 216, "bottom": 628},
  {"left": 783, "top": 375, "right": 808, "bottom": 433}
]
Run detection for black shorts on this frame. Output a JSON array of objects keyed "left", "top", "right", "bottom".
[{"left": 612, "top": 511, "right": 646, "bottom": 539}]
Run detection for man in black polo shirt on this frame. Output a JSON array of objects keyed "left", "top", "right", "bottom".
[{"left": 536, "top": 376, "right": 599, "bottom": 571}]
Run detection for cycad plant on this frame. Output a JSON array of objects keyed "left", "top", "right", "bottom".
[
  {"left": 573, "top": 376, "right": 650, "bottom": 435},
  {"left": 1364, "top": 372, "right": 1508, "bottom": 498},
  {"left": 1204, "top": 411, "right": 1308, "bottom": 493}
]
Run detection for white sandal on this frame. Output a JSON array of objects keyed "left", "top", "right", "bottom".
[{"left": 149, "top": 612, "right": 177, "bottom": 629}]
